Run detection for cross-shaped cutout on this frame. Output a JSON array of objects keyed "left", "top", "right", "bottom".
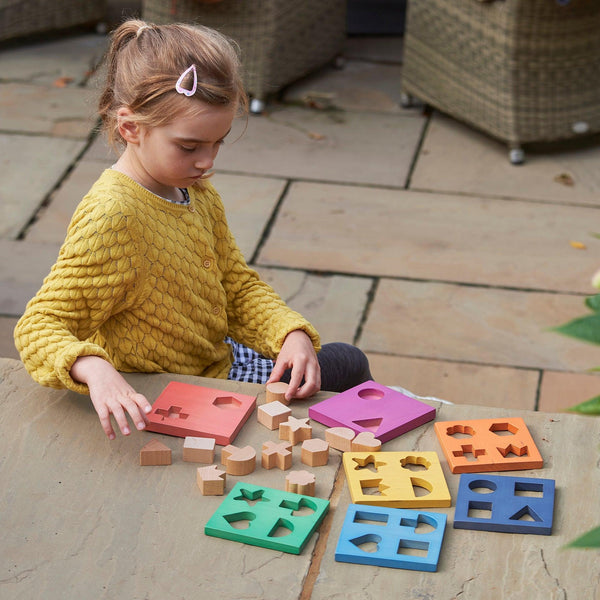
[
  {"left": 155, "top": 405, "right": 189, "bottom": 420},
  {"left": 452, "top": 445, "right": 486, "bottom": 462}
]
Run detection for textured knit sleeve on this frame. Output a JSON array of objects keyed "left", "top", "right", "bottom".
[
  {"left": 14, "top": 194, "right": 145, "bottom": 393},
  {"left": 203, "top": 184, "right": 321, "bottom": 358}
]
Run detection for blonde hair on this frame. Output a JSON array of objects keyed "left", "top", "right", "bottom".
[{"left": 98, "top": 19, "right": 248, "bottom": 150}]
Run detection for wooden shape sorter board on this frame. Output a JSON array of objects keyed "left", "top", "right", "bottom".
[
  {"left": 335, "top": 504, "right": 447, "bottom": 572},
  {"left": 146, "top": 381, "right": 256, "bottom": 445},
  {"left": 453, "top": 473, "right": 555, "bottom": 535},
  {"left": 434, "top": 417, "right": 543, "bottom": 474},
  {"left": 308, "top": 381, "right": 436, "bottom": 443},
  {"left": 342, "top": 452, "right": 451, "bottom": 509},
  {"left": 205, "top": 482, "right": 330, "bottom": 554}
]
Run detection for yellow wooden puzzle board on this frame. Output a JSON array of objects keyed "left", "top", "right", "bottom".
[{"left": 342, "top": 451, "right": 452, "bottom": 508}]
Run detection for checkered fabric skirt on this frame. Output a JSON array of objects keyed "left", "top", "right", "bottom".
[{"left": 225, "top": 336, "right": 274, "bottom": 384}]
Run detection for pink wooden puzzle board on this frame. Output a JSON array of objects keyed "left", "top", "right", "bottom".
[
  {"left": 146, "top": 381, "right": 256, "bottom": 445},
  {"left": 308, "top": 381, "right": 436, "bottom": 443}
]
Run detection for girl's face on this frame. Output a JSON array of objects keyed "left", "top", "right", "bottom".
[{"left": 128, "top": 102, "right": 236, "bottom": 198}]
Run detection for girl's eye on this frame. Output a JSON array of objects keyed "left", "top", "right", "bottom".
[{"left": 179, "top": 145, "right": 196, "bottom": 153}]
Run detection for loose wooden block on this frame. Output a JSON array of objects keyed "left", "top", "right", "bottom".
[
  {"left": 453, "top": 473, "right": 555, "bottom": 535},
  {"left": 140, "top": 439, "right": 172, "bottom": 466},
  {"left": 301, "top": 438, "right": 329, "bottom": 467},
  {"left": 262, "top": 440, "right": 293, "bottom": 470},
  {"left": 257, "top": 401, "right": 292, "bottom": 430},
  {"left": 266, "top": 381, "right": 291, "bottom": 405},
  {"left": 279, "top": 416, "right": 312, "bottom": 446},
  {"left": 335, "top": 504, "right": 447, "bottom": 572},
  {"left": 434, "top": 417, "right": 544, "bottom": 474},
  {"left": 197, "top": 465, "right": 226, "bottom": 496},
  {"left": 205, "top": 482, "right": 329, "bottom": 554},
  {"left": 285, "top": 470, "right": 316, "bottom": 496},
  {"left": 326, "top": 427, "right": 356, "bottom": 452},
  {"left": 183, "top": 436, "right": 216, "bottom": 463},
  {"left": 146, "top": 381, "right": 256, "bottom": 445},
  {"left": 343, "top": 451, "right": 452, "bottom": 509},
  {"left": 310, "top": 381, "right": 435, "bottom": 443},
  {"left": 351, "top": 431, "right": 382, "bottom": 452},
  {"left": 221, "top": 444, "right": 257, "bottom": 476}
]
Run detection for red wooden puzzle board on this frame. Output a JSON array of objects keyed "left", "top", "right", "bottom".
[{"left": 146, "top": 381, "right": 256, "bottom": 445}]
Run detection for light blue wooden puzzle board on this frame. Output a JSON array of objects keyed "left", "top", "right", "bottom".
[{"left": 335, "top": 504, "right": 447, "bottom": 571}]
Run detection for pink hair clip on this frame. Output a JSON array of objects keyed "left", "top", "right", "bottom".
[{"left": 175, "top": 64, "right": 198, "bottom": 97}]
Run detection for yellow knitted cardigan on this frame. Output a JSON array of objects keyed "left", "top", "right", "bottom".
[{"left": 14, "top": 169, "right": 320, "bottom": 394}]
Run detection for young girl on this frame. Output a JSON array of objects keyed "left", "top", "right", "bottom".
[{"left": 14, "top": 20, "right": 371, "bottom": 440}]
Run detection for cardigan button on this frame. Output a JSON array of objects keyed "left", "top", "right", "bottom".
[
  {"left": 188, "top": 205, "right": 195, "bottom": 213},
  {"left": 203, "top": 258, "right": 212, "bottom": 269},
  {"left": 212, "top": 306, "right": 220, "bottom": 315}
]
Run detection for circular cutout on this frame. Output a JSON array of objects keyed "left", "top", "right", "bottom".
[
  {"left": 468, "top": 479, "right": 497, "bottom": 494},
  {"left": 357, "top": 388, "right": 384, "bottom": 401}
]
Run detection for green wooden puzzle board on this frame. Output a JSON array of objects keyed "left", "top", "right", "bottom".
[{"left": 204, "top": 482, "right": 330, "bottom": 554}]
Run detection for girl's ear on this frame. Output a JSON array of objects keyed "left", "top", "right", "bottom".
[{"left": 117, "top": 107, "right": 140, "bottom": 144}]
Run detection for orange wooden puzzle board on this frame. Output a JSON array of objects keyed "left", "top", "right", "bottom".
[
  {"left": 146, "top": 381, "right": 256, "bottom": 445},
  {"left": 434, "top": 417, "right": 543, "bottom": 473}
]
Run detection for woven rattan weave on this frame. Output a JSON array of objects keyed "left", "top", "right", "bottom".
[
  {"left": 401, "top": 0, "right": 600, "bottom": 163},
  {"left": 0, "top": 0, "right": 106, "bottom": 42},
  {"left": 142, "top": 0, "right": 347, "bottom": 112}
]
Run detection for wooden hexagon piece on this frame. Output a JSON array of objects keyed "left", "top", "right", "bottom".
[{"left": 301, "top": 438, "right": 329, "bottom": 467}]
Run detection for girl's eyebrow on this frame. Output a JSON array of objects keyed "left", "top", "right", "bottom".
[{"left": 175, "top": 127, "right": 232, "bottom": 144}]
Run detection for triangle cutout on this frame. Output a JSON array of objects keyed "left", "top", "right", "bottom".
[
  {"left": 509, "top": 506, "right": 542, "bottom": 523},
  {"left": 352, "top": 417, "right": 383, "bottom": 433}
]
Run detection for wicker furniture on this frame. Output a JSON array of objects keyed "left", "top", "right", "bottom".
[
  {"left": 401, "top": 0, "right": 600, "bottom": 164},
  {"left": 142, "top": 0, "right": 347, "bottom": 113},
  {"left": 0, "top": 0, "right": 106, "bottom": 42}
]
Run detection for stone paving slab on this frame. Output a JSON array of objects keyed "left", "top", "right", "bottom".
[
  {"left": 212, "top": 173, "right": 286, "bottom": 260},
  {"left": 410, "top": 112, "right": 600, "bottom": 207},
  {"left": 0, "top": 361, "right": 341, "bottom": 600},
  {"left": 539, "top": 370, "right": 600, "bottom": 413},
  {"left": 255, "top": 267, "right": 373, "bottom": 345},
  {"left": 0, "top": 240, "right": 61, "bottom": 315},
  {"left": 0, "top": 82, "right": 98, "bottom": 138},
  {"left": 0, "top": 134, "right": 86, "bottom": 240},
  {"left": 26, "top": 159, "right": 111, "bottom": 243},
  {"left": 311, "top": 402, "right": 600, "bottom": 600},
  {"left": 0, "top": 33, "right": 107, "bottom": 85},
  {"left": 219, "top": 105, "right": 424, "bottom": 187},
  {"left": 366, "top": 352, "right": 540, "bottom": 411},
  {"left": 283, "top": 60, "right": 405, "bottom": 114},
  {"left": 257, "top": 181, "right": 600, "bottom": 294},
  {"left": 0, "top": 317, "right": 19, "bottom": 360},
  {"left": 360, "top": 278, "right": 600, "bottom": 372}
]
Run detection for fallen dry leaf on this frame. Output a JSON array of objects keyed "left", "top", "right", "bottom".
[
  {"left": 554, "top": 173, "right": 575, "bottom": 186},
  {"left": 308, "top": 131, "right": 326, "bottom": 141},
  {"left": 569, "top": 240, "right": 587, "bottom": 250},
  {"left": 53, "top": 76, "right": 74, "bottom": 88}
]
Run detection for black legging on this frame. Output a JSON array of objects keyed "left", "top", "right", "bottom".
[{"left": 280, "top": 342, "right": 372, "bottom": 393}]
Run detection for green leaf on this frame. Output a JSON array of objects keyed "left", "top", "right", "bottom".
[
  {"left": 553, "top": 313, "right": 600, "bottom": 345},
  {"left": 585, "top": 294, "right": 600, "bottom": 312},
  {"left": 567, "top": 395, "right": 600, "bottom": 415},
  {"left": 565, "top": 525, "right": 600, "bottom": 548}
]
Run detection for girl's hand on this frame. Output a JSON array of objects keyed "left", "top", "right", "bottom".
[
  {"left": 267, "top": 330, "right": 321, "bottom": 401},
  {"left": 71, "top": 356, "right": 152, "bottom": 440}
]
